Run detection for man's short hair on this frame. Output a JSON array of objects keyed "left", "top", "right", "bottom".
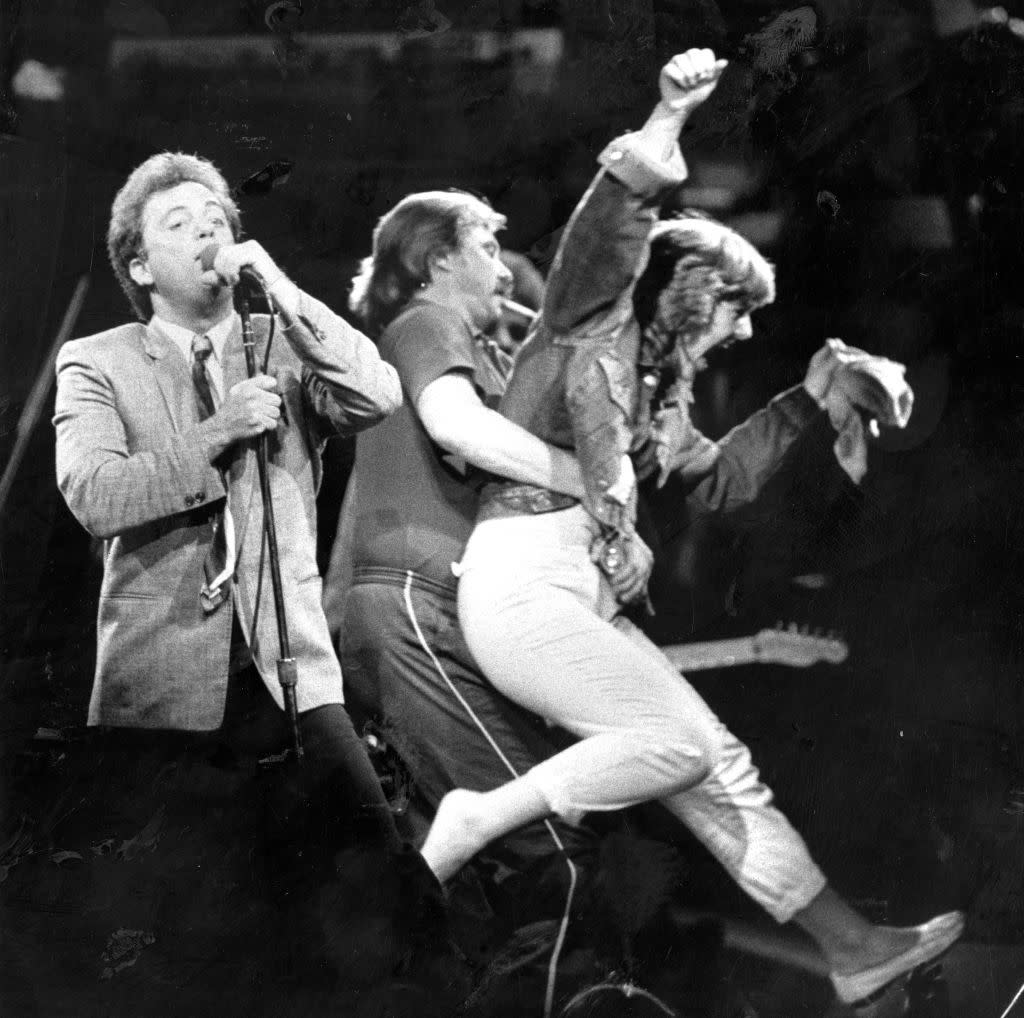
[
  {"left": 350, "top": 190, "right": 506, "bottom": 337},
  {"left": 107, "top": 152, "right": 241, "bottom": 321},
  {"left": 633, "top": 212, "right": 776, "bottom": 359}
]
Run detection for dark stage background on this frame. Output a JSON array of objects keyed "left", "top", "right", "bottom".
[{"left": 1, "top": 2, "right": 1023, "bottom": 1016}]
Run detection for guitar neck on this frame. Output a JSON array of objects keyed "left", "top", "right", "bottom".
[{"left": 661, "top": 637, "right": 759, "bottom": 672}]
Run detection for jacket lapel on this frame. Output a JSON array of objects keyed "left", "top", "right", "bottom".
[
  {"left": 143, "top": 321, "right": 194, "bottom": 431},
  {"left": 221, "top": 315, "right": 249, "bottom": 396}
]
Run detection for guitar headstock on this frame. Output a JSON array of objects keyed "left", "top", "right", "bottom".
[{"left": 752, "top": 623, "right": 849, "bottom": 667}]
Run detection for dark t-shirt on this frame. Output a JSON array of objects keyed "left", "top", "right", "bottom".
[{"left": 348, "top": 298, "right": 509, "bottom": 589}]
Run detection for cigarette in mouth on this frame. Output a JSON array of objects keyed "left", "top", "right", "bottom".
[{"left": 500, "top": 298, "right": 538, "bottom": 323}]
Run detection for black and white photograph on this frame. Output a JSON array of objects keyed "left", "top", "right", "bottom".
[{"left": 1, "top": 2, "right": 1023, "bottom": 1016}]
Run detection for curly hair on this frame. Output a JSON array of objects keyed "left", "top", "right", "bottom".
[
  {"left": 633, "top": 212, "right": 776, "bottom": 365},
  {"left": 107, "top": 152, "right": 241, "bottom": 321},
  {"left": 350, "top": 190, "right": 506, "bottom": 338}
]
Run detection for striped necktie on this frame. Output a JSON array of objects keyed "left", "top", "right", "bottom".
[
  {"left": 191, "top": 334, "right": 235, "bottom": 612},
  {"left": 191, "top": 333, "right": 217, "bottom": 420}
]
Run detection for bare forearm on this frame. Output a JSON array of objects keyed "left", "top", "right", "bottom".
[
  {"left": 635, "top": 100, "right": 690, "bottom": 163},
  {"left": 542, "top": 51, "right": 723, "bottom": 343},
  {"left": 431, "top": 404, "right": 584, "bottom": 497}
]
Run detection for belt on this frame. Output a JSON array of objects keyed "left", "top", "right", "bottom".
[
  {"left": 478, "top": 483, "right": 579, "bottom": 522},
  {"left": 351, "top": 566, "right": 458, "bottom": 599}
]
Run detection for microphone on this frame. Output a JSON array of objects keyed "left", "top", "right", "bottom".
[
  {"left": 198, "top": 243, "right": 264, "bottom": 290},
  {"left": 199, "top": 243, "right": 323, "bottom": 344}
]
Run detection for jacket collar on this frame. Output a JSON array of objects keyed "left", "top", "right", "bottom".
[
  {"left": 142, "top": 318, "right": 174, "bottom": 360},
  {"left": 149, "top": 311, "right": 238, "bottom": 370}
]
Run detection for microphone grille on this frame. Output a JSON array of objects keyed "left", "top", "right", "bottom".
[{"left": 198, "top": 244, "right": 220, "bottom": 272}]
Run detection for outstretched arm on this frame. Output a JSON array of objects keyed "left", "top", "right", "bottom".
[
  {"left": 638, "top": 48, "right": 728, "bottom": 162},
  {"left": 652, "top": 342, "right": 848, "bottom": 527},
  {"left": 543, "top": 49, "right": 727, "bottom": 338},
  {"left": 684, "top": 386, "right": 824, "bottom": 516},
  {"left": 561, "top": 49, "right": 728, "bottom": 530}
]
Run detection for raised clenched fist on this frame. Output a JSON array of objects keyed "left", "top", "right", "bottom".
[{"left": 659, "top": 48, "right": 728, "bottom": 117}]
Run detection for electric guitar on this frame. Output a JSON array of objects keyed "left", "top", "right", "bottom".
[{"left": 660, "top": 625, "right": 849, "bottom": 672}]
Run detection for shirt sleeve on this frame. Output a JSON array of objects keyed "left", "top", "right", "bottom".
[
  {"left": 675, "top": 385, "right": 826, "bottom": 516},
  {"left": 548, "top": 131, "right": 689, "bottom": 529},
  {"left": 542, "top": 132, "right": 687, "bottom": 338},
  {"left": 381, "top": 303, "right": 477, "bottom": 406}
]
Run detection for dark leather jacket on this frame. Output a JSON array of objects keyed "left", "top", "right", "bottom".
[
  {"left": 480, "top": 130, "right": 825, "bottom": 532},
  {"left": 482, "top": 131, "right": 687, "bottom": 531}
]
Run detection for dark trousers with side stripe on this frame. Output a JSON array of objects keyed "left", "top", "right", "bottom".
[{"left": 340, "top": 568, "right": 588, "bottom": 866}]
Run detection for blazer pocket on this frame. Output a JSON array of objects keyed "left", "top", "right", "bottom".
[{"left": 97, "top": 592, "right": 167, "bottom": 630}]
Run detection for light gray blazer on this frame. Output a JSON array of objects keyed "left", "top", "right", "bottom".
[{"left": 54, "top": 291, "right": 401, "bottom": 730}]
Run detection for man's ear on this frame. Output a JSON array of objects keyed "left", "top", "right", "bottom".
[
  {"left": 427, "top": 248, "right": 451, "bottom": 278},
  {"left": 128, "top": 255, "right": 153, "bottom": 288}
]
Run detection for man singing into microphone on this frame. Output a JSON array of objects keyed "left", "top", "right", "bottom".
[{"left": 54, "top": 152, "right": 404, "bottom": 852}]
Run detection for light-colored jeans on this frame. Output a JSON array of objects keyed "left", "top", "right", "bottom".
[{"left": 457, "top": 505, "right": 827, "bottom": 923}]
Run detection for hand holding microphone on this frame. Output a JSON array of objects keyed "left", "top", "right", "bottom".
[
  {"left": 199, "top": 241, "right": 309, "bottom": 332},
  {"left": 199, "top": 240, "right": 282, "bottom": 291},
  {"left": 195, "top": 242, "right": 286, "bottom": 457},
  {"left": 198, "top": 375, "right": 282, "bottom": 459}
]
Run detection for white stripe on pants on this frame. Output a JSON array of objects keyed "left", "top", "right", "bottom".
[{"left": 457, "top": 506, "right": 827, "bottom": 923}]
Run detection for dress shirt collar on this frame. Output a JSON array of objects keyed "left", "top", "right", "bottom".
[{"left": 151, "top": 311, "right": 238, "bottom": 371}]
